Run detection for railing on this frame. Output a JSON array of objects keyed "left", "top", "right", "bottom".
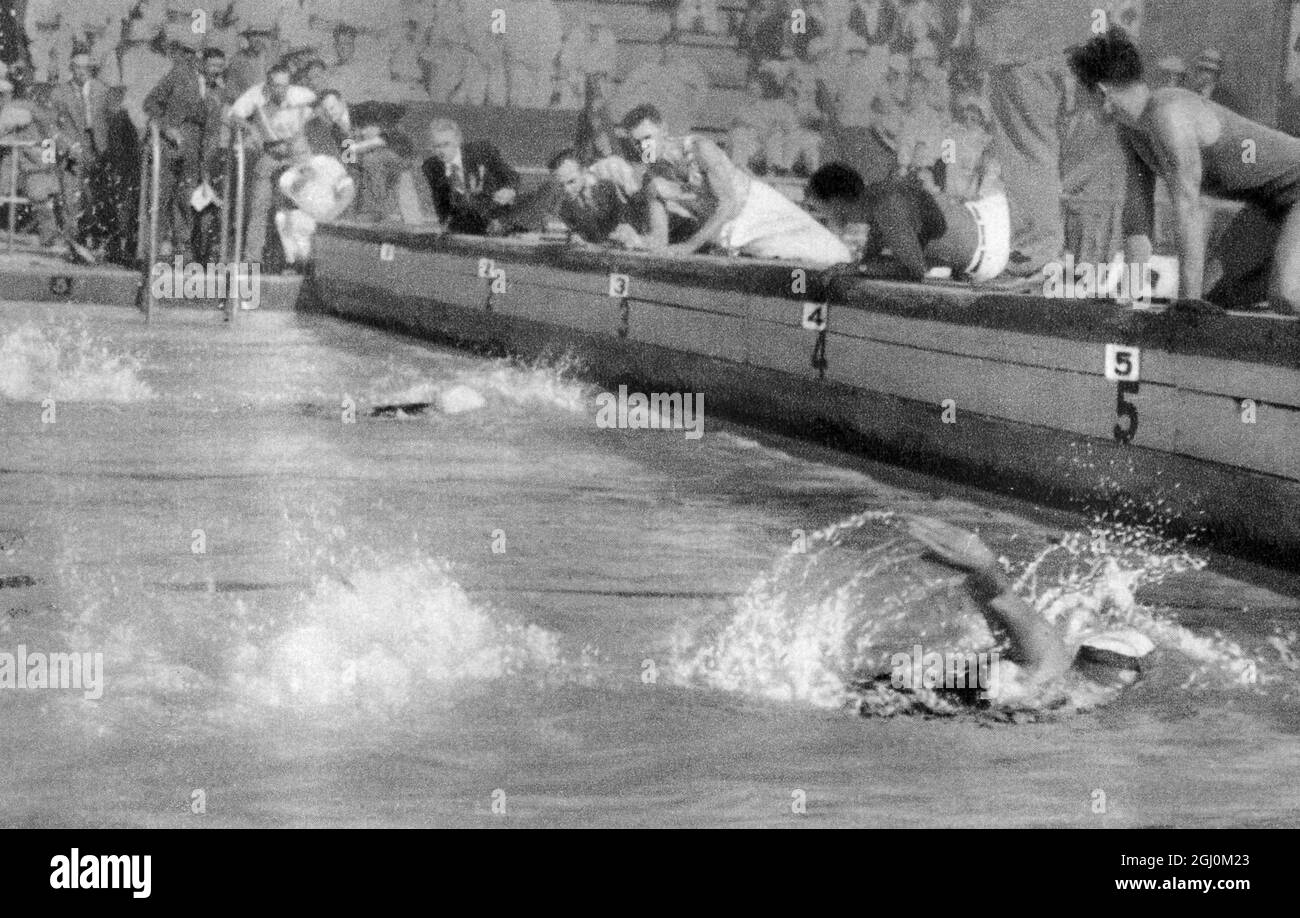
[
  {"left": 136, "top": 121, "right": 249, "bottom": 322},
  {"left": 1, "top": 138, "right": 41, "bottom": 253}
]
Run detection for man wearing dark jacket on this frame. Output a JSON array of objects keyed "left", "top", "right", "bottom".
[
  {"left": 143, "top": 44, "right": 225, "bottom": 257},
  {"left": 420, "top": 118, "right": 519, "bottom": 234}
]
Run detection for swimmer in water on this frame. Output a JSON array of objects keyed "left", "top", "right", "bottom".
[{"left": 904, "top": 516, "right": 1152, "bottom": 698}]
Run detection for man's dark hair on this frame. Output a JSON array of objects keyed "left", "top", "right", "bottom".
[
  {"left": 202, "top": 48, "right": 226, "bottom": 61},
  {"left": 806, "top": 163, "right": 866, "bottom": 203},
  {"left": 547, "top": 148, "right": 580, "bottom": 171},
  {"left": 1067, "top": 25, "right": 1144, "bottom": 92},
  {"left": 620, "top": 103, "right": 663, "bottom": 131}
]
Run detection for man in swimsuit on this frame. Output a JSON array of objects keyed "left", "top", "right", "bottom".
[
  {"left": 620, "top": 103, "right": 852, "bottom": 267},
  {"left": 905, "top": 516, "right": 1151, "bottom": 693},
  {"left": 803, "top": 162, "right": 1011, "bottom": 283},
  {"left": 1068, "top": 26, "right": 1300, "bottom": 313}
]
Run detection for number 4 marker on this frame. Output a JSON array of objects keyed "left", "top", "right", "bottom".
[{"left": 802, "top": 302, "right": 828, "bottom": 331}]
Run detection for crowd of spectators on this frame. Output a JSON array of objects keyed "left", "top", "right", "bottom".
[{"left": 0, "top": 0, "right": 1264, "bottom": 287}]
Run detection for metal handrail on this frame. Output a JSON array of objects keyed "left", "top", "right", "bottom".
[
  {"left": 226, "top": 129, "right": 246, "bottom": 323},
  {"left": 1, "top": 139, "right": 42, "bottom": 253},
  {"left": 136, "top": 121, "right": 162, "bottom": 321}
]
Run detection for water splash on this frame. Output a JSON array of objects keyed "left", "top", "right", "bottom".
[
  {"left": 670, "top": 510, "right": 1272, "bottom": 719},
  {"left": 228, "top": 558, "right": 570, "bottom": 712},
  {"left": 0, "top": 321, "right": 152, "bottom": 402}
]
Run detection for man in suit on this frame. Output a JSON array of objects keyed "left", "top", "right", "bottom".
[
  {"left": 143, "top": 43, "right": 226, "bottom": 257},
  {"left": 420, "top": 118, "right": 518, "bottom": 234},
  {"left": 51, "top": 51, "right": 114, "bottom": 251}
]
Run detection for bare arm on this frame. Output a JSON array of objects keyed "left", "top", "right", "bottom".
[
  {"left": 672, "top": 137, "right": 743, "bottom": 254},
  {"left": 905, "top": 517, "right": 1072, "bottom": 683},
  {"left": 1150, "top": 100, "right": 1207, "bottom": 299}
]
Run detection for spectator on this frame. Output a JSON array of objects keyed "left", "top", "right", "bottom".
[
  {"left": 503, "top": 0, "right": 562, "bottom": 108},
  {"left": 972, "top": 0, "right": 1097, "bottom": 278},
  {"left": 51, "top": 50, "right": 114, "bottom": 253},
  {"left": 225, "top": 28, "right": 276, "bottom": 98},
  {"left": 547, "top": 148, "right": 646, "bottom": 245},
  {"left": 143, "top": 40, "right": 224, "bottom": 258},
  {"left": 119, "top": 16, "right": 172, "bottom": 136},
  {"left": 623, "top": 103, "right": 851, "bottom": 264},
  {"left": 804, "top": 161, "right": 1011, "bottom": 282},
  {"left": 420, "top": 117, "right": 519, "bottom": 234},
  {"left": 0, "top": 77, "right": 91, "bottom": 260},
  {"left": 227, "top": 62, "right": 317, "bottom": 264}
]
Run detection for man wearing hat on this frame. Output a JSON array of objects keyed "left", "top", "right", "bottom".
[
  {"left": 143, "top": 38, "right": 225, "bottom": 257},
  {"left": 226, "top": 27, "right": 276, "bottom": 99}
]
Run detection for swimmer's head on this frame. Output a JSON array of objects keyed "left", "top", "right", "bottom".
[{"left": 1067, "top": 26, "right": 1146, "bottom": 125}]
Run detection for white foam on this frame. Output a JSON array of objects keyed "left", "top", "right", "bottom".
[{"left": 0, "top": 322, "right": 152, "bottom": 403}]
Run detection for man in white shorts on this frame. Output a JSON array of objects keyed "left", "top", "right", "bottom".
[{"left": 621, "top": 103, "right": 852, "bottom": 266}]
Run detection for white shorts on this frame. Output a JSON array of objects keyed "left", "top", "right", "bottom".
[
  {"left": 718, "top": 178, "right": 853, "bottom": 267},
  {"left": 963, "top": 193, "right": 1011, "bottom": 282}
]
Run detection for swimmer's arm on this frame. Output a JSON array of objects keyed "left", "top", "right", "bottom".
[
  {"left": 672, "top": 137, "right": 742, "bottom": 254},
  {"left": 1151, "top": 103, "right": 1207, "bottom": 299},
  {"left": 905, "top": 517, "right": 1071, "bottom": 682}
]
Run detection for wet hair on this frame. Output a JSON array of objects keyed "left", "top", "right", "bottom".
[
  {"left": 1067, "top": 25, "right": 1144, "bottom": 92},
  {"left": 620, "top": 103, "right": 663, "bottom": 131},
  {"left": 202, "top": 48, "right": 225, "bottom": 62},
  {"left": 806, "top": 163, "right": 866, "bottom": 203},
  {"left": 548, "top": 148, "right": 580, "bottom": 171}
]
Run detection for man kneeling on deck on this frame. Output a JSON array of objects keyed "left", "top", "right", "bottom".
[
  {"left": 621, "top": 104, "right": 852, "bottom": 266},
  {"left": 802, "top": 163, "right": 1011, "bottom": 283},
  {"left": 1068, "top": 27, "right": 1300, "bottom": 313}
]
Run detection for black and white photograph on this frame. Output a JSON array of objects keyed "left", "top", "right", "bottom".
[{"left": 0, "top": 0, "right": 1294, "bottom": 874}]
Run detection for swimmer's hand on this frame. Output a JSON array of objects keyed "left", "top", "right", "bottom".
[{"left": 904, "top": 516, "right": 998, "bottom": 574}]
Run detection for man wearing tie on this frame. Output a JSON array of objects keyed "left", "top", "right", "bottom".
[
  {"left": 144, "top": 43, "right": 226, "bottom": 258},
  {"left": 52, "top": 51, "right": 113, "bottom": 252},
  {"left": 420, "top": 118, "right": 519, "bottom": 234}
]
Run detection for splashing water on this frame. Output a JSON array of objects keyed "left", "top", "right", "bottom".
[
  {"left": 229, "top": 558, "right": 570, "bottom": 712},
  {"left": 0, "top": 321, "right": 152, "bottom": 402},
  {"left": 670, "top": 511, "right": 1273, "bottom": 719}
]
